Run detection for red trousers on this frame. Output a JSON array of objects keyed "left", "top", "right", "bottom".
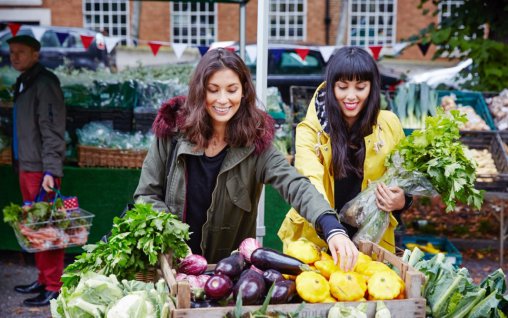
[{"left": 19, "top": 170, "right": 64, "bottom": 292}]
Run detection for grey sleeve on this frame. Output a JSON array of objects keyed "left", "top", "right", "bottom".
[{"left": 37, "top": 79, "right": 66, "bottom": 177}]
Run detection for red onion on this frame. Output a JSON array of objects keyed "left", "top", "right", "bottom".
[
  {"left": 239, "top": 237, "right": 261, "bottom": 263},
  {"left": 178, "top": 254, "right": 208, "bottom": 275}
]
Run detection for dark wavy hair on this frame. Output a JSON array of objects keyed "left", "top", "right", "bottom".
[
  {"left": 182, "top": 48, "right": 272, "bottom": 151},
  {"left": 324, "top": 46, "right": 381, "bottom": 179}
]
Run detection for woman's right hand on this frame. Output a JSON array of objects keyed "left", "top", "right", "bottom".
[{"left": 327, "top": 234, "right": 359, "bottom": 272}]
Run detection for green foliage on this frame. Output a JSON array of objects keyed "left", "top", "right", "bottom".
[
  {"left": 411, "top": 0, "right": 508, "bottom": 91},
  {"left": 61, "top": 203, "right": 190, "bottom": 288}
]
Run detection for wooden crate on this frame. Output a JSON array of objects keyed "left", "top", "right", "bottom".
[{"left": 160, "top": 241, "right": 426, "bottom": 318}]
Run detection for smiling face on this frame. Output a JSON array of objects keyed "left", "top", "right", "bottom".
[
  {"left": 333, "top": 79, "right": 371, "bottom": 127},
  {"left": 9, "top": 43, "right": 39, "bottom": 72},
  {"left": 205, "top": 68, "right": 243, "bottom": 128}
]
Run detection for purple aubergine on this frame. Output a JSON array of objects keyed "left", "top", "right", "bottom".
[
  {"left": 204, "top": 274, "right": 233, "bottom": 300},
  {"left": 233, "top": 269, "right": 266, "bottom": 305},
  {"left": 250, "top": 247, "right": 308, "bottom": 275},
  {"left": 214, "top": 251, "right": 245, "bottom": 279},
  {"left": 269, "top": 279, "right": 296, "bottom": 304},
  {"left": 178, "top": 254, "right": 208, "bottom": 275},
  {"left": 262, "top": 269, "right": 284, "bottom": 285}
]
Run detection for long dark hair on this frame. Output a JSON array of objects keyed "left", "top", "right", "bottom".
[
  {"left": 324, "top": 46, "right": 381, "bottom": 179},
  {"left": 183, "top": 48, "right": 272, "bottom": 150}
]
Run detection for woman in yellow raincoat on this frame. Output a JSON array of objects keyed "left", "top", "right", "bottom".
[{"left": 278, "top": 47, "right": 412, "bottom": 265}]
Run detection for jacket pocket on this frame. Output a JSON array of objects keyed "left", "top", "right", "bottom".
[{"left": 226, "top": 176, "right": 252, "bottom": 212}]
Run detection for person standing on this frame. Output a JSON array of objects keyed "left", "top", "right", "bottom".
[
  {"left": 279, "top": 47, "right": 412, "bottom": 254},
  {"left": 8, "top": 35, "right": 66, "bottom": 306}
]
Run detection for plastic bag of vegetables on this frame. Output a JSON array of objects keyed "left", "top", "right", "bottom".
[{"left": 340, "top": 109, "right": 484, "bottom": 245}]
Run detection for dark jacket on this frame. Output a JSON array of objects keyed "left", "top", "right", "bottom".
[
  {"left": 134, "top": 96, "right": 336, "bottom": 263},
  {"left": 13, "top": 63, "right": 65, "bottom": 177}
]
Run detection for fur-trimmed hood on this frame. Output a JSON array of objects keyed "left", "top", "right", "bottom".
[{"left": 152, "top": 96, "right": 275, "bottom": 154}]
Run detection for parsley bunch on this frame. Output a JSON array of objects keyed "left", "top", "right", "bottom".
[
  {"left": 390, "top": 109, "right": 484, "bottom": 212},
  {"left": 62, "top": 203, "right": 190, "bottom": 288}
]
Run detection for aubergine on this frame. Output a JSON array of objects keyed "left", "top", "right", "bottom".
[
  {"left": 214, "top": 251, "right": 245, "bottom": 279},
  {"left": 233, "top": 269, "right": 266, "bottom": 305},
  {"left": 269, "top": 279, "right": 296, "bottom": 304},
  {"left": 250, "top": 247, "right": 310, "bottom": 275},
  {"left": 262, "top": 269, "right": 284, "bottom": 285},
  {"left": 204, "top": 274, "right": 233, "bottom": 300}
]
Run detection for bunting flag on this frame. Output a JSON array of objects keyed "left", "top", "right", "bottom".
[
  {"left": 104, "top": 36, "right": 121, "bottom": 53},
  {"left": 197, "top": 46, "right": 209, "bottom": 56},
  {"left": 245, "top": 45, "right": 257, "bottom": 63},
  {"left": 30, "top": 26, "right": 46, "bottom": 42},
  {"left": 56, "top": 32, "right": 69, "bottom": 45},
  {"left": 148, "top": 41, "right": 163, "bottom": 56},
  {"left": 295, "top": 48, "right": 310, "bottom": 61},
  {"left": 319, "top": 45, "right": 337, "bottom": 63},
  {"left": 225, "top": 46, "right": 236, "bottom": 53},
  {"left": 80, "top": 35, "right": 94, "bottom": 49},
  {"left": 8, "top": 23, "right": 21, "bottom": 37},
  {"left": 272, "top": 49, "right": 284, "bottom": 64},
  {"left": 368, "top": 45, "right": 383, "bottom": 60},
  {"left": 171, "top": 43, "right": 187, "bottom": 60},
  {"left": 417, "top": 42, "right": 431, "bottom": 56}
]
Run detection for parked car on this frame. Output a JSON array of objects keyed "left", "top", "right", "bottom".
[
  {"left": 0, "top": 25, "right": 110, "bottom": 70},
  {"left": 211, "top": 42, "right": 402, "bottom": 106}
]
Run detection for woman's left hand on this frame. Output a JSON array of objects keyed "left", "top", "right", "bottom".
[{"left": 375, "top": 182, "right": 405, "bottom": 212}]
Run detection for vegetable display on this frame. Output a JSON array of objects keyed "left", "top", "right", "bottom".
[
  {"left": 340, "top": 110, "right": 484, "bottom": 244},
  {"left": 61, "top": 203, "right": 190, "bottom": 288}
]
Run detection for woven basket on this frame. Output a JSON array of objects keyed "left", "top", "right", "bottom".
[
  {"left": 135, "top": 267, "right": 158, "bottom": 283},
  {"left": 0, "top": 148, "right": 12, "bottom": 165},
  {"left": 77, "top": 145, "right": 147, "bottom": 169}
]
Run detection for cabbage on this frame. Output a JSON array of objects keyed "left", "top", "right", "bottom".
[{"left": 106, "top": 293, "right": 156, "bottom": 318}]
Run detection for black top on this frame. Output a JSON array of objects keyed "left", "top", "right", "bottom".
[{"left": 185, "top": 147, "right": 228, "bottom": 255}]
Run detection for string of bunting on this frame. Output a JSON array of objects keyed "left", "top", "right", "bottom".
[{"left": 7, "top": 22, "right": 412, "bottom": 62}]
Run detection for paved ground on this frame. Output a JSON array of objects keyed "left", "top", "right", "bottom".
[{"left": 1, "top": 247, "right": 507, "bottom": 318}]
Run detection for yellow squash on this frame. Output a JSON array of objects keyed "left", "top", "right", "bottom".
[
  {"left": 356, "top": 261, "right": 391, "bottom": 278},
  {"left": 295, "top": 271, "right": 330, "bottom": 303},
  {"left": 314, "top": 259, "right": 341, "bottom": 279},
  {"left": 367, "top": 271, "right": 402, "bottom": 300},
  {"left": 329, "top": 271, "right": 367, "bottom": 301},
  {"left": 286, "top": 238, "right": 321, "bottom": 264}
]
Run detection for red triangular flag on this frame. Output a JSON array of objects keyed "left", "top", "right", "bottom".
[
  {"left": 225, "top": 46, "right": 236, "bottom": 53},
  {"left": 8, "top": 23, "right": 21, "bottom": 37},
  {"left": 80, "top": 35, "right": 94, "bottom": 49},
  {"left": 369, "top": 45, "right": 383, "bottom": 60},
  {"left": 417, "top": 42, "right": 431, "bottom": 56},
  {"left": 295, "top": 48, "right": 310, "bottom": 61},
  {"left": 148, "top": 41, "right": 162, "bottom": 56}
]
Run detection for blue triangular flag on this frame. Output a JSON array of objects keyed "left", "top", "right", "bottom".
[
  {"left": 198, "top": 46, "right": 209, "bottom": 56},
  {"left": 272, "top": 49, "right": 284, "bottom": 64},
  {"left": 55, "top": 32, "right": 69, "bottom": 45}
]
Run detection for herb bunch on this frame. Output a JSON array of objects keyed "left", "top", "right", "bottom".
[{"left": 62, "top": 203, "right": 190, "bottom": 288}]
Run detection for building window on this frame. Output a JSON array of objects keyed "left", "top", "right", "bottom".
[
  {"left": 269, "top": 0, "right": 306, "bottom": 42},
  {"left": 348, "top": 0, "right": 397, "bottom": 46},
  {"left": 171, "top": 2, "right": 217, "bottom": 46},
  {"left": 438, "top": 0, "right": 464, "bottom": 23},
  {"left": 83, "top": 0, "right": 130, "bottom": 45}
]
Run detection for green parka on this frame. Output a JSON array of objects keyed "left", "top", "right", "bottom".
[{"left": 134, "top": 96, "right": 336, "bottom": 263}]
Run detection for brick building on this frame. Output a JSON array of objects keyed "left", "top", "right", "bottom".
[{"left": 0, "top": 0, "right": 460, "bottom": 60}]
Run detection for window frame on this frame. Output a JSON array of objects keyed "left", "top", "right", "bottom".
[
  {"left": 269, "top": 0, "right": 307, "bottom": 42},
  {"left": 347, "top": 0, "right": 397, "bottom": 46},
  {"left": 82, "top": 0, "right": 131, "bottom": 45},
  {"left": 170, "top": 2, "right": 218, "bottom": 46}
]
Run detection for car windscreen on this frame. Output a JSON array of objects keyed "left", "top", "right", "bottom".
[{"left": 245, "top": 50, "right": 325, "bottom": 76}]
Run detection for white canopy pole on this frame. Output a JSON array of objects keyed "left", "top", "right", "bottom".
[
  {"left": 255, "top": 0, "right": 269, "bottom": 245},
  {"left": 239, "top": 2, "right": 246, "bottom": 60}
]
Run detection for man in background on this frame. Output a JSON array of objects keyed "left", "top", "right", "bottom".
[{"left": 8, "top": 34, "right": 66, "bottom": 307}]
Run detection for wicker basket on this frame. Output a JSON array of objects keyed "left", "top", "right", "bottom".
[
  {"left": 77, "top": 145, "right": 147, "bottom": 169},
  {"left": 0, "top": 147, "right": 12, "bottom": 165}
]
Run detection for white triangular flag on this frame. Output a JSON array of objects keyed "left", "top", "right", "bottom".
[
  {"left": 30, "top": 26, "right": 46, "bottom": 42},
  {"left": 319, "top": 46, "right": 337, "bottom": 63},
  {"left": 104, "top": 36, "right": 121, "bottom": 53},
  {"left": 171, "top": 43, "right": 187, "bottom": 60},
  {"left": 245, "top": 45, "right": 257, "bottom": 63}
]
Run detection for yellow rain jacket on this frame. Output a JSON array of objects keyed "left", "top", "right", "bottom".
[{"left": 278, "top": 82, "right": 405, "bottom": 253}]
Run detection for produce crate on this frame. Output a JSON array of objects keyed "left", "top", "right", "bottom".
[
  {"left": 0, "top": 147, "right": 11, "bottom": 165},
  {"left": 460, "top": 131, "right": 508, "bottom": 191},
  {"left": 12, "top": 209, "right": 94, "bottom": 253},
  {"left": 133, "top": 107, "right": 158, "bottom": 133},
  {"left": 66, "top": 107, "right": 133, "bottom": 134},
  {"left": 289, "top": 85, "right": 316, "bottom": 124},
  {"left": 77, "top": 145, "right": 147, "bottom": 169},
  {"left": 160, "top": 241, "right": 426, "bottom": 318},
  {"left": 437, "top": 90, "right": 497, "bottom": 131},
  {"left": 402, "top": 235, "right": 462, "bottom": 266}
]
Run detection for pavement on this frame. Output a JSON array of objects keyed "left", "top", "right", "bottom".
[{"left": 0, "top": 247, "right": 507, "bottom": 318}]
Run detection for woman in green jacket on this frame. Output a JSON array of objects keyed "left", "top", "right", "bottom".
[
  {"left": 279, "top": 47, "right": 411, "bottom": 255},
  {"left": 134, "top": 48, "right": 357, "bottom": 267}
]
